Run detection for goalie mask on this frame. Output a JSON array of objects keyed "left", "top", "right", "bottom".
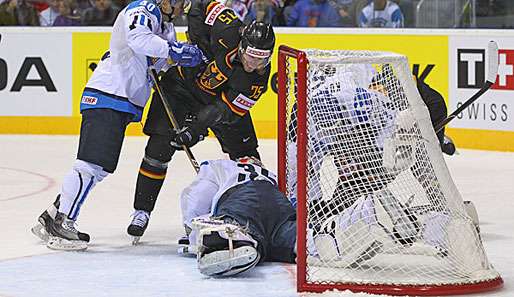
[{"left": 239, "top": 21, "right": 275, "bottom": 72}]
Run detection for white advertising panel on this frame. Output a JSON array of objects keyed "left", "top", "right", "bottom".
[
  {"left": 0, "top": 31, "right": 72, "bottom": 116},
  {"left": 449, "top": 35, "right": 514, "bottom": 131}
]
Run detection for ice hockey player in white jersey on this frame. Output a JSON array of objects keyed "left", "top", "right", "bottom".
[
  {"left": 180, "top": 157, "right": 297, "bottom": 276},
  {"left": 31, "top": 0, "right": 205, "bottom": 251}
]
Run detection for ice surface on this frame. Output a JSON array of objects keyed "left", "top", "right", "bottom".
[{"left": 0, "top": 135, "right": 512, "bottom": 297}]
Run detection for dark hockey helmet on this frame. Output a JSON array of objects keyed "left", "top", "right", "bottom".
[{"left": 239, "top": 21, "right": 275, "bottom": 72}]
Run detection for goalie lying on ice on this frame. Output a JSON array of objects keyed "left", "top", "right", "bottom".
[
  {"left": 178, "top": 158, "right": 464, "bottom": 276},
  {"left": 179, "top": 157, "right": 296, "bottom": 276}
]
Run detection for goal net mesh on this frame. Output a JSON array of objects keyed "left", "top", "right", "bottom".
[{"left": 279, "top": 48, "right": 501, "bottom": 294}]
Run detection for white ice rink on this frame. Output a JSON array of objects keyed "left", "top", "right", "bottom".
[{"left": 0, "top": 135, "right": 512, "bottom": 297}]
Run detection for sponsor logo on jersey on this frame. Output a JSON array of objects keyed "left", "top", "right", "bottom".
[
  {"left": 81, "top": 95, "right": 98, "bottom": 105},
  {"left": 205, "top": 3, "right": 227, "bottom": 26},
  {"left": 458, "top": 48, "right": 514, "bottom": 90},
  {"left": 232, "top": 93, "right": 256, "bottom": 111}
]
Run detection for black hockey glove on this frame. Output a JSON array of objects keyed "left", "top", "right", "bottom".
[{"left": 172, "top": 126, "right": 205, "bottom": 148}]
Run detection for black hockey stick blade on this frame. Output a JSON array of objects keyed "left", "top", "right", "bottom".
[
  {"left": 434, "top": 40, "right": 499, "bottom": 133},
  {"left": 148, "top": 68, "right": 200, "bottom": 173}
]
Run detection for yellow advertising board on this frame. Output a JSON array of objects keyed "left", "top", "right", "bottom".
[
  {"left": 2, "top": 28, "right": 513, "bottom": 151},
  {"left": 254, "top": 33, "right": 448, "bottom": 138},
  {"left": 70, "top": 32, "right": 449, "bottom": 138}
]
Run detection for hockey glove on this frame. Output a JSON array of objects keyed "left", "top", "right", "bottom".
[
  {"left": 168, "top": 41, "right": 204, "bottom": 67},
  {"left": 173, "top": 126, "right": 205, "bottom": 148}
]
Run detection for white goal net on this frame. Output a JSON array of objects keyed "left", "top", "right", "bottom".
[{"left": 277, "top": 46, "right": 502, "bottom": 295}]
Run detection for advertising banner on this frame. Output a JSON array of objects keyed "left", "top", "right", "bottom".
[
  {"left": 0, "top": 31, "right": 72, "bottom": 116},
  {"left": 449, "top": 36, "right": 514, "bottom": 131},
  {"left": 252, "top": 31, "right": 449, "bottom": 138},
  {"left": 0, "top": 28, "right": 513, "bottom": 151}
]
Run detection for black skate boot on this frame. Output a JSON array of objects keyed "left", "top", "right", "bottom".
[
  {"left": 198, "top": 230, "right": 260, "bottom": 277},
  {"left": 46, "top": 212, "right": 90, "bottom": 251},
  {"left": 127, "top": 210, "right": 150, "bottom": 245},
  {"left": 31, "top": 195, "right": 60, "bottom": 241}
]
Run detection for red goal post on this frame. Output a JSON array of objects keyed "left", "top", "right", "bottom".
[{"left": 276, "top": 45, "right": 503, "bottom": 295}]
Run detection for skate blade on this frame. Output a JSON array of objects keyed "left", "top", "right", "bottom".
[
  {"left": 132, "top": 236, "right": 141, "bottom": 245},
  {"left": 47, "top": 236, "right": 87, "bottom": 251},
  {"left": 178, "top": 245, "right": 197, "bottom": 257},
  {"left": 31, "top": 223, "right": 49, "bottom": 242},
  {"left": 198, "top": 246, "right": 260, "bottom": 276}
]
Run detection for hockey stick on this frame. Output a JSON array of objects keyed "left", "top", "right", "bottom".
[
  {"left": 148, "top": 68, "right": 200, "bottom": 173},
  {"left": 434, "top": 41, "right": 499, "bottom": 133}
]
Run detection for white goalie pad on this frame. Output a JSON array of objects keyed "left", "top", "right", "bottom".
[
  {"left": 192, "top": 216, "right": 260, "bottom": 276},
  {"left": 198, "top": 245, "right": 260, "bottom": 277},
  {"left": 313, "top": 196, "right": 391, "bottom": 267},
  {"left": 192, "top": 217, "right": 258, "bottom": 251}
]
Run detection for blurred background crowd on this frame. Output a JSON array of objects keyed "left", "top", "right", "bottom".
[{"left": 1, "top": 0, "right": 514, "bottom": 28}]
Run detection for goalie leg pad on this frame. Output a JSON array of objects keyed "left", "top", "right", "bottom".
[
  {"left": 193, "top": 217, "right": 260, "bottom": 276},
  {"left": 314, "top": 196, "right": 389, "bottom": 267},
  {"left": 198, "top": 243, "right": 260, "bottom": 276},
  {"left": 374, "top": 189, "right": 420, "bottom": 245}
]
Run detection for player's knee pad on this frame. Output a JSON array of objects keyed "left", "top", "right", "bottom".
[
  {"left": 139, "top": 154, "right": 169, "bottom": 179},
  {"left": 60, "top": 160, "right": 109, "bottom": 220},
  {"left": 73, "top": 159, "right": 109, "bottom": 182},
  {"left": 139, "top": 135, "right": 174, "bottom": 180},
  {"left": 145, "top": 134, "right": 175, "bottom": 163}
]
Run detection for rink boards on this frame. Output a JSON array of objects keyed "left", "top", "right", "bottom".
[{"left": 0, "top": 27, "right": 513, "bottom": 151}]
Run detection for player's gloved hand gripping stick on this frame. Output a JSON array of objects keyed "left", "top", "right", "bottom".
[
  {"left": 148, "top": 68, "right": 200, "bottom": 173},
  {"left": 434, "top": 41, "right": 499, "bottom": 133}
]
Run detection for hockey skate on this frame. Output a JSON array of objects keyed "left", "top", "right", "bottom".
[
  {"left": 177, "top": 225, "right": 196, "bottom": 256},
  {"left": 31, "top": 195, "right": 60, "bottom": 242},
  {"left": 194, "top": 217, "right": 260, "bottom": 277},
  {"left": 127, "top": 210, "right": 150, "bottom": 245},
  {"left": 46, "top": 212, "right": 90, "bottom": 251}
]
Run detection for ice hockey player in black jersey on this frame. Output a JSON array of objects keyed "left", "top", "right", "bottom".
[{"left": 127, "top": 15, "right": 276, "bottom": 242}]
